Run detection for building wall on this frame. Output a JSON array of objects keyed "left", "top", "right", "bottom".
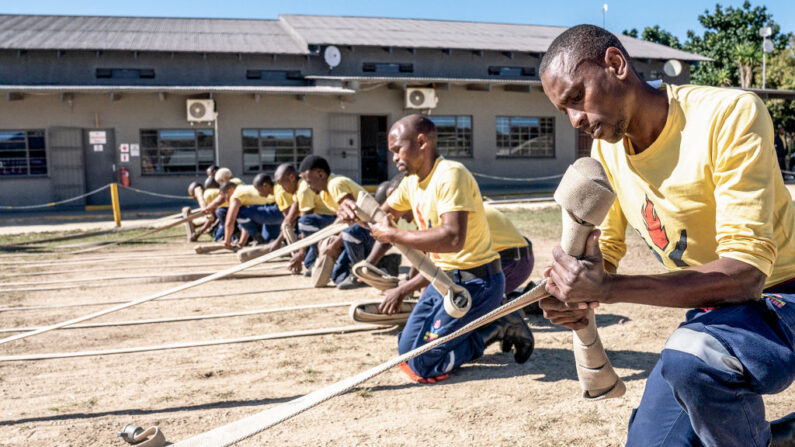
[{"left": 0, "top": 83, "right": 571, "bottom": 207}]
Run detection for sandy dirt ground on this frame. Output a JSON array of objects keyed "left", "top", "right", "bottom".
[{"left": 0, "top": 209, "right": 793, "bottom": 447}]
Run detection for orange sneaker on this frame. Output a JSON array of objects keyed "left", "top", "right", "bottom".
[{"left": 399, "top": 362, "right": 449, "bottom": 384}]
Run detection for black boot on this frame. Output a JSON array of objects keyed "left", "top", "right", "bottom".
[
  {"left": 771, "top": 413, "right": 795, "bottom": 447},
  {"left": 376, "top": 253, "right": 402, "bottom": 277},
  {"left": 476, "top": 311, "right": 534, "bottom": 364}
]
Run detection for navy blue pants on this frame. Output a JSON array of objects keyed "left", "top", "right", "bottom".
[
  {"left": 331, "top": 224, "right": 375, "bottom": 284},
  {"left": 213, "top": 207, "right": 228, "bottom": 242},
  {"left": 500, "top": 242, "right": 534, "bottom": 294},
  {"left": 297, "top": 214, "right": 336, "bottom": 269},
  {"left": 398, "top": 265, "right": 505, "bottom": 378},
  {"left": 626, "top": 292, "right": 795, "bottom": 447},
  {"left": 237, "top": 204, "right": 283, "bottom": 242}
]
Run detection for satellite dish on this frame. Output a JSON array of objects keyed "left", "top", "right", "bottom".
[
  {"left": 324, "top": 45, "right": 341, "bottom": 69},
  {"left": 663, "top": 59, "right": 682, "bottom": 77}
]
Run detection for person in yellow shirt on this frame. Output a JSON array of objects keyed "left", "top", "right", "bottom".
[
  {"left": 339, "top": 114, "right": 534, "bottom": 382},
  {"left": 222, "top": 173, "right": 282, "bottom": 248},
  {"left": 539, "top": 24, "right": 795, "bottom": 446},
  {"left": 274, "top": 163, "right": 337, "bottom": 274},
  {"left": 300, "top": 155, "right": 376, "bottom": 289}
]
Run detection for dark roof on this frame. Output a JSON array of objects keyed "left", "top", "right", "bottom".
[
  {"left": 280, "top": 15, "right": 709, "bottom": 62},
  {"left": 0, "top": 14, "right": 306, "bottom": 54},
  {"left": 0, "top": 13, "right": 709, "bottom": 62}
]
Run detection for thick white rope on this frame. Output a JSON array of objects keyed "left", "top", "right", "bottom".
[
  {"left": 0, "top": 252, "right": 238, "bottom": 269},
  {"left": 68, "top": 210, "right": 206, "bottom": 254},
  {"left": 0, "top": 285, "right": 315, "bottom": 312},
  {"left": 1, "top": 261, "right": 245, "bottom": 279},
  {"left": 0, "top": 324, "right": 380, "bottom": 362},
  {"left": 0, "top": 302, "right": 353, "bottom": 333},
  {"left": 173, "top": 280, "right": 551, "bottom": 447},
  {"left": 0, "top": 222, "right": 349, "bottom": 346},
  {"left": 0, "top": 263, "right": 286, "bottom": 288}
]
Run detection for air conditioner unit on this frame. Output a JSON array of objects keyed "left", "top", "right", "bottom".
[
  {"left": 186, "top": 99, "right": 216, "bottom": 122},
  {"left": 405, "top": 88, "right": 438, "bottom": 109}
]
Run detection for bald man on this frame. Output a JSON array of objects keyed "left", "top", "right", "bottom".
[
  {"left": 339, "top": 114, "right": 534, "bottom": 383},
  {"left": 274, "top": 163, "right": 337, "bottom": 274},
  {"left": 300, "top": 155, "right": 375, "bottom": 289}
]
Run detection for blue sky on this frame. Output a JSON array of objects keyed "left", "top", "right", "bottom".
[{"left": 3, "top": 0, "right": 793, "bottom": 42}]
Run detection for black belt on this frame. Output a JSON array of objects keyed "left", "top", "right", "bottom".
[
  {"left": 499, "top": 239, "right": 532, "bottom": 261},
  {"left": 444, "top": 258, "right": 502, "bottom": 283}
]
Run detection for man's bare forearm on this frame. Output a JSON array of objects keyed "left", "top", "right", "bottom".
[{"left": 600, "top": 259, "right": 766, "bottom": 308}]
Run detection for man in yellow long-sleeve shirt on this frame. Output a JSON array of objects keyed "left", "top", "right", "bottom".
[{"left": 539, "top": 24, "right": 795, "bottom": 446}]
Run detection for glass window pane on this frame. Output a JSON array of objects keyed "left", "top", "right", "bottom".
[
  {"left": 428, "top": 116, "right": 472, "bottom": 157},
  {"left": 495, "top": 116, "right": 554, "bottom": 158}
]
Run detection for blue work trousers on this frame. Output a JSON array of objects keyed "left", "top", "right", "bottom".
[
  {"left": 398, "top": 265, "right": 505, "bottom": 378},
  {"left": 212, "top": 207, "right": 228, "bottom": 242},
  {"left": 626, "top": 291, "right": 795, "bottom": 447},
  {"left": 331, "top": 224, "right": 375, "bottom": 284},
  {"left": 297, "top": 214, "right": 336, "bottom": 269},
  {"left": 237, "top": 204, "right": 283, "bottom": 242}
]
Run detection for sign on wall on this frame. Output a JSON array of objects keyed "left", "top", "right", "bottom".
[
  {"left": 120, "top": 144, "right": 129, "bottom": 153},
  {"left": 120, "top": 153, "right": 130, "bottom": 163},
  {"left": 89, "top": 131, "right": 107, "bottom": 144},
  {"left": 130, "top": 144, "right": 140, "bottom": 157}
]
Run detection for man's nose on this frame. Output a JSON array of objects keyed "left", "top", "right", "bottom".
[
  {"left": 568, "top": 109, "right": 587, "bottom": 129},
  {"left": 392, "top": 152, "right": 400, "bottom": 163}
]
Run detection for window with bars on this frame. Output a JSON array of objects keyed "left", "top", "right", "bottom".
[
  {"left": 495, "top": 117, "right": 555, "bottom": 158},
  {"left": 0, "top": 130, "right": 46, "bottom": 176},
  {"left": 242, "top": 129, "right": 312, "bottom": 174},
  {"left": 139, "top": 129, "right": 215, "bottom": 175},
  {"left": 427, "top": 116, "right": 473, "bottom": 158}
]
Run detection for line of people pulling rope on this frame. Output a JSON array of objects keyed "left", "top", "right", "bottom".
[{"left": 167, "top": 24, "right": 795, "bottom": 447}]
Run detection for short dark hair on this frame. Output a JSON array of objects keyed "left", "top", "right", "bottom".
[
  {"left": 539, "top": 24, "right": 633, "bottom": 77},
  {"left": 188, "top": 181, "right": 201, "bottom": 196},
  {"left": 299, "top": 155, "right": 330, "bottom": 175},
  {"left": 206, "top": 164, "right": 219, "bottom": 175},
  {"left": 375, "top": 173, "right": 405, "bottom": 204},
  {"left": 204, "top": 176, "right": 219, "bottom": 190},
  {"left": 219, "top": 181, "right": 237, "bottom": 194},
  {"left": 253, "top": 173, "right": 273, "bottom": 187}
]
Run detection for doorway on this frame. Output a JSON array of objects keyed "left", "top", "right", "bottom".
[
  {"left": 360, "top": 115, "right": 388, "bottom": 185},
  {"left": 82, "top": 128, "right": 116, "bottom": 205}
]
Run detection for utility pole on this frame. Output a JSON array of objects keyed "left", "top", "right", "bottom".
[
  {"left": 602, "top": 4, "right": 608, "bottom": 29},
  {"left": 759, "top": 26, "right": 773, "bottom": 90}
]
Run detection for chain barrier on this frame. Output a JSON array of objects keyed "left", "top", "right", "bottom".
[
  {"left": 118, "top": 185, "right": 191, "bottom": 200},
  {"left": 472, "top": 172, "right": 563, "bottom": 182},
  {"left": 1, "top": 184, "right": 110, "bottom": 210},
  {"left": 1, "top": 183, "right": 192, "bottom": 210}
]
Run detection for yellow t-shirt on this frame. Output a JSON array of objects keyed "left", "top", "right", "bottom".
[
  {"left": 231, "top": 185, "right": 273, "bottom": 207},
  {"left": 320, "top": 174, "right": 367, "bottom": 213},
  {"left": 593, "top": 84, "right": 795, "bottom": 288},
  {"left": 297, "top": 180, "right": 335, "bottom": 216},
  {"left": 387, "top": 157, "right": 498, "bottom": 270},
  {"left": 274, "top": 183, "right": 295, "bottom": 212},
  {"left": 203, "top": 188, "right": 227, "bottom": 208},
  {"left": 484, "top": 204, "right": 527, "bottom": 252}
]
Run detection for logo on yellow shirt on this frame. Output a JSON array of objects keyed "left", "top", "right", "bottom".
[{"left": 642, "top": 196, "right": 668, "bottom": 250}]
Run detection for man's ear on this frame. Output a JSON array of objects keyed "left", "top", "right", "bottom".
[
  {"left": 417, "top": 133, "right": 428, "bottom": 152},
  {"left": 605, "top": 47, "right": 630, "bottom": 80}
]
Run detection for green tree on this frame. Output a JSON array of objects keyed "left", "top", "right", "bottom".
[
  {"left": 622, "top": 28, "right": 639, "bottom": 38},
  {"left": 733, "top": 41, "right": 759, "bottom": 88},
  {"left": 622, "top": 26, "right": 680, "bottom": 48},
  {"left": 759, "top": 37, "right": 795, "bottom": 132},
  {"left": 641, "top": 25, "right": 682, "bottom": 49},
  {"left": 683, "top": 1, "right": 790, "bottom": 87}
]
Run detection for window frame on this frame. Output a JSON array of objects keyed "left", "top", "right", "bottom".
[
  {"left": 139, "top": 128, "right": 215, "bottom": 176},
  {"left": 427, "top": 115, "right": 474, "bottom": 159},
  {"left": 0, "top": 129, "right": 48, "bottom": 177},
  {"left": 241, "top": 128, "right": 313, "bottom": 174},
  {"left": 495, "top": 116, "right": 556, "bottom": 159}
]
